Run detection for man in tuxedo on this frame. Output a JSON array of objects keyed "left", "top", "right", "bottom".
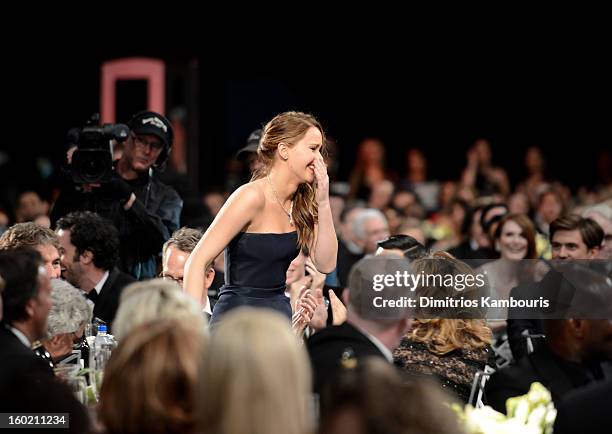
[
  {"left": 0, "top": 248, "right": 89, "bottom": 433},
  {"left": 56, "top": 211, "right": 135, "bottom": 331},
  {"left": 486, "top": 314, "right": 612, "bottom": 413},
  {"left": 507, "top": 214, "right": 604, "bottom": 360},
  {"left": 307, "top": 255, "right": 412, "bottom": 394},
  {"left": 161, "top": 226, "right": 214, "bottom": 319}
]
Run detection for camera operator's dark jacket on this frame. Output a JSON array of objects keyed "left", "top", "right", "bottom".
[{"left": 51, "top": 170, "right": 182, "bottom": 280}]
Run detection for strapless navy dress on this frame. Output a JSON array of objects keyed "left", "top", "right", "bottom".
[{"left": 209, "top": 231, "right": 299, "bottom": 327}]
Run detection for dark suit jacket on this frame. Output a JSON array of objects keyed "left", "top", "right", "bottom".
[
  {"left": 507, "top": 280, "right": 546, "bottom": 361},
  {"left": 0, "top": 325, "right": 89, "bottom": 433},
  {"left": 306, "top": 322, "right": 389, "bottom": 394},
  {"left": 336, "top": 238, "right": 364, "bottom": 288},
  {"left": 485, "top": 344, "right": 604, "bottom": 414},
  {"left": 94, "top": 267, "right": 135, "bottom": 331},
  {"left": 553, "top": 379, "right": 612, "bottom": 434}
]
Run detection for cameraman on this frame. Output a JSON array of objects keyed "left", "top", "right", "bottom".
[{"left": 51, "top": 111, "right": 183, "bottom": 280}]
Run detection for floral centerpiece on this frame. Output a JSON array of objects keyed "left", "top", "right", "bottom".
[{"left": 452, "top": 382, "right": 557, "bottom": 434}]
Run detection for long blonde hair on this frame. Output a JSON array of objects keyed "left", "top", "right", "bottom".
[
  {"left": 253, "top": 111, "right": 326, "bottom": 251},
  {"left": 198, "top": 308, "right": 312, "bottom": 434},
  {"left": 410, "top": 251, "right": 492, "bottom": 355}
]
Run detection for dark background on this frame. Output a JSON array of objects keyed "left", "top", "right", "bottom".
[{"left": 2, "top": 48, "right": 610, "bottom": 205}]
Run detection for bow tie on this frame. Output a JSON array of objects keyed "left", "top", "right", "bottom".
[{"left": 85, "top": 290, "right": 99, "bottom": 303}]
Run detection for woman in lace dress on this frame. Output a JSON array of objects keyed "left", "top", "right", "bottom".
[{"left": 393, "top": 252, "right": 493, "bottom": 402}]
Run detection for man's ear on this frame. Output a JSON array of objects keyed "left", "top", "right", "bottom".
[
  {"left": 24, "top": 298, "right": 36, "bottom": 318},
  {"left": 204, "top": 268, "right": 215, "bottom": 289},
  {"left": 587, "top": 246, "right": 600, "bottom": 259},
  {"left": 80, "top": 250, "right": 94, "bottom": 265},
  {"left": 569, "top": 318, "right": 588, "bottom": 339}
]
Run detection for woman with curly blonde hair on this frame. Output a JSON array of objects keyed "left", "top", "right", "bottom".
[
  {"left": 393, "top": 251, "right": 493, "bottom": 402},
  {"left": 185, "top": 112, "right": 337, "bottom": 327}
]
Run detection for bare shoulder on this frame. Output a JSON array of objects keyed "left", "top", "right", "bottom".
[{"left": 229, "top": 181, "right": 266, "bottom": 210}]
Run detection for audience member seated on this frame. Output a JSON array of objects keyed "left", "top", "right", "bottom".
[
  {"left": 486, "top": 315, "right": 612, "bottom": 413},
  {"left": 307, "top": 255, "right": 412, "bottom": 394},
  {"left": 0, "top": 248, "right": 89, "bottom": 433},
  {"left": 162, "top": 226, "right": 215, "bottom": 316},
  {"left": 319, "top": 357, "right": 460, "bottom": 434},
  {"left": 335, "top": 205, "right": 365, "bottom": 288},
  {"left": 477, "top": 213, "right": 540, "bottom": 336},
  {"left": 393, "top": 251, "right": 493, "bottom": 402},
  {"left": 39, "top": 278, "right": 91, "bottom": 364},
  {"left": 0, "top": 222, "right": 62, "bottom": 278},
  {"left": 507, "top": 214, "right": 604, "bottom": 360},
  {"left": 582, "top": 203, "right": 612, "bottom": 260},
  {"left": 198, "top": 308, "right": 312, "bottom": 434},
  {"left": 112, "top": 279, "right": 206, "bottom": 341},
  {"left": 99, "top": 318, "right": 207, "bottom": 434},
  {"left": 56, "top": 211, "right": 135, "bottom": 330}
]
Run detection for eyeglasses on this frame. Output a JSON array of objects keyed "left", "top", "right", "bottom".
[
  {"left": 160, "top": 273, "right": 183, "bottom": 287},
  {"left": 132, "top": 134, "right": 164, "bottom": 151}
]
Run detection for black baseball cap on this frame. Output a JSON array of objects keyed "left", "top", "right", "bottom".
[
  {"left": 128, "top": 111, "right": 174, "bottom": 150},
  {"left": 236, "top": 129, "right": 262, "bottom": 160}
]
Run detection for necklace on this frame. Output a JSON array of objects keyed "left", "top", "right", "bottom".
[{"left": 267, "top": 173, "right": 294, "bottom": 226}]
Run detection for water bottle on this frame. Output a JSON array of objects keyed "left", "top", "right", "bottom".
[{"left": 92, "top": 324, "right": 114, "bottom": 395}]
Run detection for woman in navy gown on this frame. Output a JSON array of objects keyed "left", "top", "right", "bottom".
[{"left": 184, "top": 112, "right": 338, "bottom": 327}]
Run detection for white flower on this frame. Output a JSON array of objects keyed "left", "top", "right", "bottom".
[
  {"left": 526, "top": 382, "right": 552, "bottom": 407},
  {"left": 455, "top": 382, "right": 557, "bottom": 434},
  {"left": 527, "top": 405, "right": 547, "bottom": 428}
]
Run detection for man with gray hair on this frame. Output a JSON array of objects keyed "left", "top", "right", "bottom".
[
  {"left": 352, "top": 208, "right": 390, "bottom": 256},
  {"left": 0, "top": 222, "right": 62, "bottom": 279},
  {"left": 337, "top": 208, "right": 390, "bottom": 288},
  {"left": 162, "top": 227, "right": 215, "bottom": 317},
  {"left": 41, "top": 279, "right": 92, "bottom": 363},
  {"left": 582, "top": 203, "right": 612, "bottom": 259},
  {"left": 307, "top": 255, "right": 412, "bottom": 393}
]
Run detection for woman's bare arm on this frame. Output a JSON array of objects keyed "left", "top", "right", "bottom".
[
  {"left": 310, "top": 154, "right": 338, "bottom": 273},
  {"left": 184, "top": 184, "right": 264, "bottom": 303}
]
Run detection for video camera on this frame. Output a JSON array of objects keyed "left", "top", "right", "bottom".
[{"left": 68, "top": 114, "right": 129, "bottom": 184}]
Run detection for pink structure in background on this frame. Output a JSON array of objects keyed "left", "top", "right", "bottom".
[{"left": 100, "top": 58, "right": 165, "bottom": 123}]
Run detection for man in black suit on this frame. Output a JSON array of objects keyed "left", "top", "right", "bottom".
[
  {"left": 56, "top": 211, "right": 135, "bottom": 331},
  {"left": 0, "top": 248, "right": 89, "bottom": 433},
  {"left": 553, "top": 379, "right": 612, "bottom": 434},
  {"left": 486, "top": 317, "right": 612, "bottom": 413},
  {"left": 307, "top": 255, "right": 412, "bottom": 394}
]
